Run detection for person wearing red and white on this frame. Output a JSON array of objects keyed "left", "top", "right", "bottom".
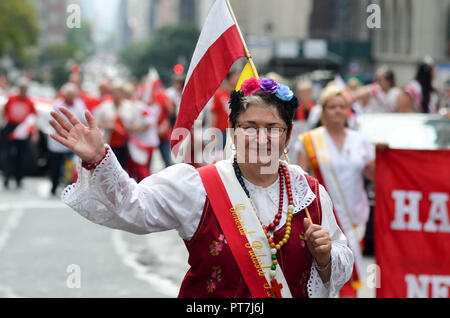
[
  {"left": 127, "top": 101, "right": 161, "bottom": 182},
  {"left": 48, "top": 77, "right": 353, "bottom": 298},
  {"left": 94, "top": 84, "right": 140, "bottom": 168},
  {"left": 351, "top": 66, "right": 401, "bottom": 114},
  {"left": 296, "top": 85, "right": 375, "bottom": 298},
  {"left": 154, "top": 89, "right": 174, "bottom": 168},
  {"left": 405, "top": 58, "right": 440, "bottom": 114},
  {"left": 47, "top": 83, "right": 87, "bottom": 195},
  {"left": 2, "top": 79, "right": 39, "bottom": 189}
]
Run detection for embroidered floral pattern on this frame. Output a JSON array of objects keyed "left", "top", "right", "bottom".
[
  {"left": 206, "top": 266, "right": 223, "bottom": 293},
  {"left": 299, "top": 233, "right": 306, "bottom": 248},
  {"left": 209, "top": 233, "right": 228, "bottom": 256}
]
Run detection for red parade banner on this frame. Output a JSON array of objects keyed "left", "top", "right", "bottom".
[{"left": 375, "top": 149, "right": 450, "bottom": 298}]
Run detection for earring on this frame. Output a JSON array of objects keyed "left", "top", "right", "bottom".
[
  {"left": 231, "top": 143, "right": 237, "bottom": 157},
  {"left": 284, "top": 148, "right": 291, "bottom": 165}
]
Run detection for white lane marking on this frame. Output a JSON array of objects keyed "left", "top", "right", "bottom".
[
  {"left": 0, "top": 209, "right": 24, "bottom": 254},
  {"left": 0, "top": 208, "right": 24, "bottom": 298},
  {"left": 110, "top": 230, "right": 179, "bottom": 297},
  {"left": 0, "top": 285, "right": 22, "bottom": 298}
]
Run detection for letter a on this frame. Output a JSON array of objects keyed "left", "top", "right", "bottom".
[
  {"left": 67, "top": 4, "right": 81, "bottom": 29},
  {"left": 424, "top": 193, "right": 450, "bottom": 233},
  {"left": 66, "top": 264, "right": 81, "bottom": 289},
  {"left": 366, "top": 4, "right": 381, "bottom": 29}
]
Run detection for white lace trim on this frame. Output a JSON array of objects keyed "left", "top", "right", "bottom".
[
  {"left": 307, "top": 243, "right": 353, "bottom": 298},
  {"left": 243, "top": 165, "right": 316, "bottom": 216},
  {"left": 61, "top": 145, "right": 131, "bottom": 224}
]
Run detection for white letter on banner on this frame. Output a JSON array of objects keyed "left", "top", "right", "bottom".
[
  {"left": 431, "top": 276, "right": 450, "bottom": 298},
  {"left": 424, "top": 193, "right": 450, "bottom": 233},
  {"left": 391, "top": 191, "right": 422, "bottom": 231},
  {"left": 405, "top": 274, "right": 429, "bottom": 298}
]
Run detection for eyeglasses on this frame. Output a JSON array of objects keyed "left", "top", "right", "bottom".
[{"left": 235, "top": 124, "right": 288, "bottom": 138}]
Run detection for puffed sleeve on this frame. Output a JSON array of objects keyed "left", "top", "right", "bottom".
[
  {"left": 61, "top": 145, "right": 207, "bottom": 240},
  {"left": 307, "top": 184, "right": 354, "bottom": 298}
]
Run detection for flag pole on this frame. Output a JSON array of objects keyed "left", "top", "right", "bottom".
[{"left": 225, "top": 0, "right": 259, "bottom": 79}]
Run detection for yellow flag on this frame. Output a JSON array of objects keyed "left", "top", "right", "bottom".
[{"left": 235, "top": 62, "right": 259, "bottom": 91}]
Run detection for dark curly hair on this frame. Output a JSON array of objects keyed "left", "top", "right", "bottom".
[{"left": 228, "top": 90, "right": 299, "bottom": 140}]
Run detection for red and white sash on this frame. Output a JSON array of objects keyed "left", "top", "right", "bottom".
[
  {"left": 198, "top": 160, "right": 292, "bottom": 298},
  {"left": 299, "top": 127, "right": 363, "bottom": 279}
]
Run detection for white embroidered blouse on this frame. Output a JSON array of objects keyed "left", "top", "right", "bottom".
[{"left": 62, "top": 146, "right": 354, "bottom": 298}]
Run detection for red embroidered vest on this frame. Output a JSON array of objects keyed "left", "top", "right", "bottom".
[{"left": 178, "top": 175, "right": 322, "bottom": 298}]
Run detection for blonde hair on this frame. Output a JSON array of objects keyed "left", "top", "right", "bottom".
[
  {"left": 264, "top": 72, "right": 285, "bottom": 84},
  {"left": 319, "top": 84, "right": 349, "bottom": 108},
  {"left": 297, "top": 80, "right": 312, "bottom": 91}
]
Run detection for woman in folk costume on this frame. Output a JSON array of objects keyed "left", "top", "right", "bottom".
[
  {"left": 48, "top": 77, "right": 353, "bottom": 298},
  {"left": 296, "top": 85, "right": 376, "bottom": 298}
]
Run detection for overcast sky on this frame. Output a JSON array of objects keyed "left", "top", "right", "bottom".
[{"left": 80, "top": 0, "right": 120, "bottom": 43}]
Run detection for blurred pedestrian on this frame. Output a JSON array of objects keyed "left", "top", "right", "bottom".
[
  {"left": 127, "top": 99, "right": 160, "bottom": 182},
  {"left": 396, "top": 89, "right": 415, "bottom": 113},
  {"left": 47, "top": 83, "right": 86, "bottom": 195},
  {"left": 166, "top": 74, "right": 185, "bottom": 125},
  {"left": 154, "top": 88, "right": 174, "bottom": 168},
  {"left": 210, "top": 70, "right": 239, "bottom": 148},
  {"left": 0, "top": 72, "right": 10, "bottom": 95},
  {"left": 295, "top": 80, "right": 317, "bottom": 123},
  {"left": 296, "top": 85, "right": 375, "bottom": 298},
  {"left": 1, "top": 79, "right": 39, "bottom": 189},
  {"left": 405, "top": 57, "right": 440, "bottom": 113},
  {"left": 352, "top": 66, "right": 401, "bottom": 113},
  {"left": 69, "top": 73, "right": 100, "bottom": 113},
  {"left": 94, "top": 83, "right": 139, "bottom": 168}
]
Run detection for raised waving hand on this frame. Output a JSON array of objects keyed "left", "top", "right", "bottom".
[{"left": 49, "top": 107, "right": 106, "bottom": 164}]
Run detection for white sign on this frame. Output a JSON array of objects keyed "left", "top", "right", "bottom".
[{"left": 303, "top": 39, "right": 327, "bottom": 59}]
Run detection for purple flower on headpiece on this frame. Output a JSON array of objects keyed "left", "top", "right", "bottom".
[
  {"left": 260, "top": 78, "right": 279, "bottom": 94},
  {"left": 241, "top": 78, "right": 261, "bottom": 96},
  {"left": 275, "top": 84, "right": 294, "bottom": 101}
]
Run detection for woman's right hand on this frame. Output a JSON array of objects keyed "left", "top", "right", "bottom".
[{"left": 49, "top": 106, "right": 106, "bottom": 164}]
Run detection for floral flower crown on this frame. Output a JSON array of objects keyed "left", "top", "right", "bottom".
[
  {"left": 229, "top": 77, "right": 298, "bottom": 113},
  {"left": 241, "top": 77, "right": 294, "bottom": 101}
]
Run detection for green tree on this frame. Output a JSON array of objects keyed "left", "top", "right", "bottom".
[
  {"left": 0, "top": 0, "right": 39, "bottom": 58},
  {"left": 120, "top": 24, "right": 200, "bottom": 84},
  {"left": 67, "top": 21, "right": 95, "bottom": 59}
]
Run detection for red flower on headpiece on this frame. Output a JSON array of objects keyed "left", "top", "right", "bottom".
[{"left": 241, "top": 77, "right": 261, "bottom": 96}]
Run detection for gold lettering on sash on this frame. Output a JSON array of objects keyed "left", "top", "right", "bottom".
[
  {"left": 229, "top": 205, "right": 268, "bottom": 278},
  {"left": 229, "top": 204, "right": 256, "bottom": 236}
]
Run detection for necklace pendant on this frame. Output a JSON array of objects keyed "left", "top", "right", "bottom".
[{"left": 270, "top": 279, "right": 283, "bottom": 298}]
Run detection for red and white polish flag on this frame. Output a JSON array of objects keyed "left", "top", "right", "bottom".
[{"left": 170, "top": 0, "right": 245, "bottom": 157}]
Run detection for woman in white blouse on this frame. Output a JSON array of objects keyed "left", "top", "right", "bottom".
[
  {"left": 49, "top": 78, "right": 353, "bottom": 298},
  {"left": 296, "top": 85, "right": 375, "bottom": 298}
]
